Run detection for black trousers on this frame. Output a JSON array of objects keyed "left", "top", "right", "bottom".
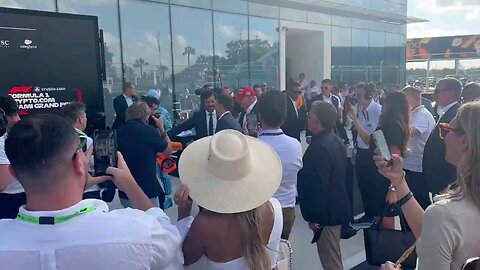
[
  {"left": 345, "top": 157, "right": 354, "bottom": 221},
  {"left": 0, "top": 192, "right": 26, "bottom": 219},
  {"left": 355, "top": 149, "right": 389, "bottom": 217},
  {"left": 404, "top": 170, "right": 431, "bottom": 210}
]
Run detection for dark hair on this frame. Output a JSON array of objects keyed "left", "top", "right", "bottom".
[
  {"left": 215, "top": 94, "right": 234, "bottom": 112},
  {"left": 288, "top": 81, "right": 301, "bottom": 91},
  {"left": 379, "top": 92, "right": 411, "bottom": 156},
  {"left": 200, "top": 89, "right": 214, "bottom": 103},
  {"left": 123, "top": 82, "right": 134, "bottom": 92},
  {"left": 6, "top": 114, "right": 78, "bottom": 186},
  {"left": 141, "top": 96, "right": 160, "bottom": 107},
  {"left": 356, "top": 82, "right": 375, "bottom": 100},
  {"left": 321, "top": 79, "right": 332, "bottom": 85},
  {"left": 437, "top": 78, "right": 462, "bottom": 98},
  {"left": 0, "top": 95, "right": 19, "bottom": 116},
  {"left": 213, "top": 87, "right": 223, "bottom": 95},
  {"left": 257, "top": 91, "right": 287, "bottom": 127},
  {"left": 61, "top": 102, "right": 86, "bottom": 126},
  {"left": 311, "top": 101, "right": 337, "bottom": 132}
]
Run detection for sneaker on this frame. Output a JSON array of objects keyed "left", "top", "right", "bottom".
[
  {"left": 351, "top": 215, "right": 375, "bottom": 226},
  {"left": 341, "top": 224, "right": 358, "bottom": 239}
]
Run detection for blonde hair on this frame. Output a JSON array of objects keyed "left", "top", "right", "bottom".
[
  {"left": 445, "top": 101, "right": 480, "bottom": 207},
  {"left": 235, "top": 206, "right": 271, "bottom": 270}
]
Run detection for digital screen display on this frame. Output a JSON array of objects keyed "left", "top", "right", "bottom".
[{"left": 0, "top": 8, "right": 103, "bottom": 116}]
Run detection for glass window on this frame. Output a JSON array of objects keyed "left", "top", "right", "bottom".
[
  {"left": 369, "top": 31, "right": 386, "bottom": 81},
  {"left": 332, "top": 27, "right": 352, "bottom": 82},
  {"left": 280, "top": 7, "right": 307, "bottom": 22},
  {"left": 307, "top": 12, "right": 331, "bottom": 25},
  {"left": 248, "top": 2, "right": 278, "bottom": 19},
  {"left": 351, "top": 28, "right": 369, "bottom": 66},
  {"left": 332, "top": 15, "right": 352, "bottom": 27},
  {"left": 58, "top": 0, "right": 122, "bottom": 128},
  {"left": 369, "top": 21, "right": 386, "bottom": 32},
  {"left": 171, "top": 6, "right": 213, "bottom": 112},
  {"left": 249, "top": 17, "right": 279, "bottom": 90},
  {"left": 213, "top": 12, "right": 248, "bottom": 90},
  {"left": 352, "top": 18, "right": 369, "bottom": 30},
  {"left": 119, "top": 0, "right": 172, "bottom": 114},
  {"left": 170, "top": 0, "right": 211, "bottom": 9},
  {"left": 212, "top": 0, "right": 247, "bottom": 14},
  {"left": 0, "top": 0, "right": 55, "bottom": 11}
]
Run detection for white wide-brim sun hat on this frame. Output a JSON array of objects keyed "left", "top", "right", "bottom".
[{"left": 179, "top": 129, "right": 282, "bottom": 214}]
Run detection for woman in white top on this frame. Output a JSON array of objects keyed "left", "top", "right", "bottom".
[
  {"left": 377, "top": 101, "right": 480, "bottom": 270},
  {"left": 177, "top": 130, "right": 283, "bottom": 270}
]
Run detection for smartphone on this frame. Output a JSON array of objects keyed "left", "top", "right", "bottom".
[
  {"left": 246, "top": 113, "right": 259, "bottom": 136},
  {"left": 373, "top": 130, "right": 393, "bottom": 166},
  {"left": 93, "top": 130, "right": 118, "bottom": 176}
]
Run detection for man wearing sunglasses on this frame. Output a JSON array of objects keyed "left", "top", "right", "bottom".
[
  {"left": 281, "top": 82, "right": 307, "bottom": 142},
  {"left": 423, "top": 78, "right": 462, "bottom": 194}
]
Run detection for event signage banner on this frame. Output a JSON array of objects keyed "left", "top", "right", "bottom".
[{"left": 407, "top": 34, "right": 480, "bottom": 61}]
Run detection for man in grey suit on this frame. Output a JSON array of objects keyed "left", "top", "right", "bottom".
[{"left": 215, "top": 94, "right": 242, "bottom": 133}]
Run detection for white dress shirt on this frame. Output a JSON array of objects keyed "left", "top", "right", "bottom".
[
  {"left": 123, "top": 94, "right": 134, "bottom": 107},
  {"left": 0, "top": 133, "right": 24, "bottom": 194},
  {"left": 356, "top": 101, "right": 382, "bottom": 149},
  {"left": 404, "top": 105, "right": 435, "bottom": 172},
  {"left": 205, "top": 110, "right": 217, "bottom": 135},
  {"left": 437, "top": 101, "right": 458, "bottom": 122},
  {"left": 305, "top": 86, "right": 319, "bottom": 100},
  {"left": 0, "top": 199, "right": 193, "bottom": 270},
  {"left": 258, "top": 129, "right": 303, "bottom": 208},
  {"left": 288, "top": 97, "right": 298, "bottom": 118}
]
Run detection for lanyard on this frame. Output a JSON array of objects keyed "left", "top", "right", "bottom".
[
  {"left": 259, "top": 131, "right": 284, "bottom": 137},
  {"left": 17, "top": 206, "right": 96, "bottom": 225}
]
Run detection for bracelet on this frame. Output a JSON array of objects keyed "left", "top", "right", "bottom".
[
  {"left": 396, "top": 191, "right": 414, "bottom": 208},
  {"left": 390, "top": 171, "right": 406, "bottom": 190}
]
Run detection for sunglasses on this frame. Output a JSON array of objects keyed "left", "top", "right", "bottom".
[
  {"left": 72, "top": 137, "right": 87, "bottom": 160},
  {"left": 438, "top": 122, "right": 463, "bottom": 140}
]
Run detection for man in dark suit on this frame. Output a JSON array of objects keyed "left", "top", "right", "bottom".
[
  {"left": 297, "top": 101, "right": 350, "bottom": 270},
  {"left": 214, "top": 94, "right": 242, "bottom": 133},
  {"left": 281, "top": 82, "right": 306, "bottom": 141},
  {"left": 423, "top": 78, "right": 462, "bottom": 194},
  {"left": 235, "top": 87, "right": 259, "bottom": 136},
  {"left": 168, "top": 89, "right": 217, "bottom": 141},
  {"left": 112, "top": 82, "right": 137, "bottom": 129}
]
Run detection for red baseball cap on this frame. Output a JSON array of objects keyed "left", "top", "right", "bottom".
[{"left": 234, "top": 87, "right": 255, "bottom": 101}]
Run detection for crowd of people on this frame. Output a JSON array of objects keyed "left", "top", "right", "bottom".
[{"left": 0, "top": 71, "right": 480, "bottom": 270}]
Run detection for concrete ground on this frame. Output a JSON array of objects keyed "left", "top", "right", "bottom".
[
  {"left": 108, "top": 132, "right": 373, "bottom": 269},
  {"left": 108, "top": 176, "right": 369, "bottom": 270}
]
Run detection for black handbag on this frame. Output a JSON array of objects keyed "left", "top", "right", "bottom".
[{"left": 363, "top": 215, "right": 417, "bottom": 269}]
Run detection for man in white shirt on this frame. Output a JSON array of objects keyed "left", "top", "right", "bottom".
[
  {"left": 305, "top": 80, "right": 320, "bottom": 101},
  {"left": 257, "top": 91, "right": 303, "bottom": 240},
  {"left": 61, "top": 102, "right": 111, "bottom": 200},
  {"left": 402, "top": 87, "right": 435, "bottom": 209},
  {"left": 0, "top": 95, "right": 22, "bottom": 219},
  {"left": 298, "top": 73, "right": 310, "bottom": 91},
  {"left": 348, "top": 82, "right": 382, "bottom": 225},
  {"left": 0, "top": 114, "right": 193, "bottom": 270}
]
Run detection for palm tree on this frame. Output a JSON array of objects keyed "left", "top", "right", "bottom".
[
  {"left": 159, "top": 65, "right": 169, "bottom": 79},
  {"left": 133, "top": 58, "right": 149, "bottom": 77},
  {"left": 182, "top": 46, "right": 196, "bottom": 66}
]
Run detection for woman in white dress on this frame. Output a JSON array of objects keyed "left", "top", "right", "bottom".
[{"left": 176, "top": 130, "right": 283, "bottom": 270}]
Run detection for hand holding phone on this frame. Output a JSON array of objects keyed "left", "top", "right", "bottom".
[
  {"left": 246, "top": 113, "right": 259, "bottom": 136},
  {"left": 373, "top": 130, "right": 393, "bottom": 167},
  {"left": 94, "top": 130, "right": 118, "bottom": 176}
]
